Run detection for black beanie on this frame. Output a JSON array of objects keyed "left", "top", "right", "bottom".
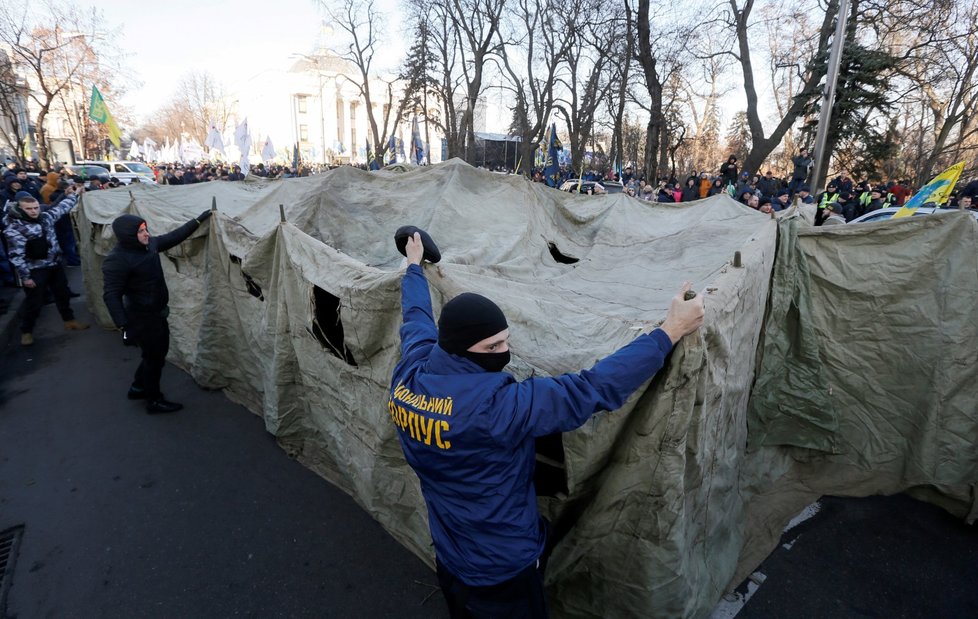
[{"left": 438, "top": 293, "right": 508, "bottom": 355}]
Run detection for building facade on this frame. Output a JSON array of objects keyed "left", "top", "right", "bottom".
[{"left": 240, "top": 49, "right": 443, "bottom": 166}]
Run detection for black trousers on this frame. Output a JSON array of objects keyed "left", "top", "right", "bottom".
[
  {"left": 130, "top": 313, "right": 170, "bottom": 401},
  {"left": 436, "top": 559, "right": 549, "bottom": 619},
  {"left": 20, "top": 265, "right": 73, "bottom": 333}
]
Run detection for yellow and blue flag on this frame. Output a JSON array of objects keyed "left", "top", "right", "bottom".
[
  {"left": 88, "top": 86, "right": 122, "bottom": 149},
  {"left": 891, "top": 161, "right": 964, "bottom": 219}
]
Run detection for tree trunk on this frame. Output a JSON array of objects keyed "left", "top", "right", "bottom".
[
  {"left": 636, "top": 0, "right": 663, "bottom": 181},
  {"left": 735, "top": 0, "right": 837, "bottom": 174},
  {"left": 35, "top": 102, "right": 51, "bottom": 168}
]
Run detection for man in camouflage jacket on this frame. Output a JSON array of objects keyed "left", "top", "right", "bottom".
[{"left": 2, "top": 188, "right": 89, "bottom": 345}]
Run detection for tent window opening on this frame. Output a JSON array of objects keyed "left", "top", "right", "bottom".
[
  {"left": 311, "top": 286, "right": 358, "bottom": 366},
  {"left": 229, "top": 255, "right": 264, "bottom": 301},
  {"left": 242, "top": 272, "right": 264, "bottom": 301},
  {"left": 547, "top": 242, "right": 579, "bottom": 265},
  {"left": 534, "top": 432, "right": 567, "bottom": 498}
]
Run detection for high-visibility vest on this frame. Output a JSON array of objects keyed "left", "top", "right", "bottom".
[{"left": 820, "top": 192, "right": 840, "bottom": 207}]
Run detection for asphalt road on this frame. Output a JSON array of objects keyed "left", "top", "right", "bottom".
[
  {"left": 2, "top": 272, "right": 975, "bottom": 619},
  {"left": 0, "top": 272, "right": 446, "bottom": 619},
  {"left": 733, "top": 494, "right": 978, "bottom": 619}
]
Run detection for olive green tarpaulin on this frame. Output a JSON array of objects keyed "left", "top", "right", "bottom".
[
  {"left": 735, "top": 211, "right": 978, "bottom": 586},
  {"left": 73, "top": 161, "right": 977, "bottom": 618}
]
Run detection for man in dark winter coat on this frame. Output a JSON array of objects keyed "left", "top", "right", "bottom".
[
  {"left": 772, "top": 189, "right": 791, "bottom": 211},
  {"left": 227, "top": 165, "right": 245, "bottom": 181},
  {"left": 720, "top": 156, "right": 739, "bottom": 185},
  {"left": 102, "top": 209, "right": 212, "bottom": 413},
  {"left": 790, "top": 149, "right": 813, "bottom": 194},
  {"left": 756, "top": 171, "right": 781, "bottom": 199},
  {"left": 391, "top": 231, "right": 704, "bottom": 618},
  {"left": 3, "top": 188, "right": 89, "bottom": 346}
]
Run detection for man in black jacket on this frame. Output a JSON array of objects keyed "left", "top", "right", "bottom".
[
  {"left": 790, "top": 149, "right": 813, "bottom": 194},
  {"left": 102, "top": 209, "right": 212, "bottom": 413}
]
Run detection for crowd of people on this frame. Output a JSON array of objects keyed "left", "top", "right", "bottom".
[
  {"left": 533, "top": 150, "right": 978, "bottom": 224},
  {"left": 4, "top": 152, "right": 977, "bottom": 300}
]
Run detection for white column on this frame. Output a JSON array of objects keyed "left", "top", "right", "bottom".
[
  {"left": 340, "top": 97, "right": 352, "bottom": 161},
  {"left": 322, "top": 78, "right": 337, "bottom": 162}
]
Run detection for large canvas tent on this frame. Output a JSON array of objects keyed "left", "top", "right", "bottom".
[{"left": 74, "top": 160, "right": 977, "bottom": 618}]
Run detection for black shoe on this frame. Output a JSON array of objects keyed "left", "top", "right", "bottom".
[
  {"left": 69, "top": 291, "right": 81, "bottom": 298},
  {"left": 127, "top": 386, "right": 147, "bottom": 400},
  {"left": 146, "top": 399, "right": 183, "bottom": 414}
]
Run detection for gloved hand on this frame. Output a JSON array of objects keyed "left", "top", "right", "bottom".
[
  {"left": 122, "top": 328, "right": 138, "bottom": 347},
  {"left": 195, "top": 210, "right": 213, "bottom": 223}
]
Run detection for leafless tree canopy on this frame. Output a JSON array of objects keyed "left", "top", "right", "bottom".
[
  {"left": 137, "top": 72, "right": 236, "bottom": 147},
  {"left": 0, "top": 0, "right": 125, "bottom": 166}
]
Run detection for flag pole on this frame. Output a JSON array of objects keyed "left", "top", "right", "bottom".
[{"left": 810, "top": 0, "right": 851, "bottom": 194}]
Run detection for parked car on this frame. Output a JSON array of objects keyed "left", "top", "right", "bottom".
[
  {"left": 847, "top": 206, "right": 978, "bottom": 224},
  {"left": 77, "top": 160, "right": 157, "bottom": 185},
  {"left": 559, "top": 179, "right": 623, "bottom": 195},
  {"left": 63, "top": 164, "right": 112, "bottom": 183}
]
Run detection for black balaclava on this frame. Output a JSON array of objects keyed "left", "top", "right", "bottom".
[
  {"left": 438, "top": 292, "right": 510, "bottom": 372},
  {"left": 112, "top": 214, "right": 148, "bottom": 251}
]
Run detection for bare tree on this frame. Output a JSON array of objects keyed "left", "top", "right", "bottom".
[
  {"left": 403, "top": 0, "right": 462, "bottom": 160},
  {"left": 320, "top": 0, "right": 403, "bottom": 158},
  {"left": 138, "top": 71, "right": 234, "bottom": 148},
  {"left": 498, "top": 0, "right": 572, "bottom": 174},
  {"left": 606, "top": 14, "right": 634, "bottom": 173},
  {"left": 674, "top": 54, "right": 730, "bottom": 175},
  {"left": 0, "top": 0, "right": 107, "bottom": 167},
  {"left": 721, "top": 0, "right": 838, "bottom": 176},
  {"left": 887, "top": 0, "right": 978, "bottom": 183},
  {"left": 0, "top": 49, "right": 29, "bottom": 163},
  {"left": 554, "top": 0, "right": 619, "bottom": 174},
  {"left": 630, "top": 0, "right": 688, "bottom": 181},
  {"left": 443, "top": 0, "right": 506, "bottom": 162}
]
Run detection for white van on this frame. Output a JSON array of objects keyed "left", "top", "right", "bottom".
[{"left": 78, "top": 160, "right": 157, "bottom": 185}]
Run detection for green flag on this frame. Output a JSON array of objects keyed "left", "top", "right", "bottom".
[
  {"left": 89, "top": 86, "right": 121, "bottom": 148},
  {"left": 89, "top": 86, "right": 108, "bottom": 123}
]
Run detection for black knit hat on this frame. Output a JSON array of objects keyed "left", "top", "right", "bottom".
[{"left": 438, "top": 293, "right": 508, "bottom": 355}]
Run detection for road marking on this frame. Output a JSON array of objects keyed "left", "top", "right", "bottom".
[
  {"left": 709, "top": 500, "right": 822, "bottom": 617},
  {"left": 710, "top": 572, "right": 766, "bottom": 619},
  {"left": 784, "top": 501, "right": 821, "bottom": 533}
]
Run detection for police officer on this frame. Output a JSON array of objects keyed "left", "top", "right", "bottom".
[
  {"left": 390, "top": 232, "right": 704, "bottom": 618},
  {"left": 102, "top": 209, "right": 212, "bottom": 413}
]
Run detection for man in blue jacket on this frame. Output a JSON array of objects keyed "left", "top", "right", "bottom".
[{"left": 390, "top": 232, "right": 704, "bottom": 618}]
